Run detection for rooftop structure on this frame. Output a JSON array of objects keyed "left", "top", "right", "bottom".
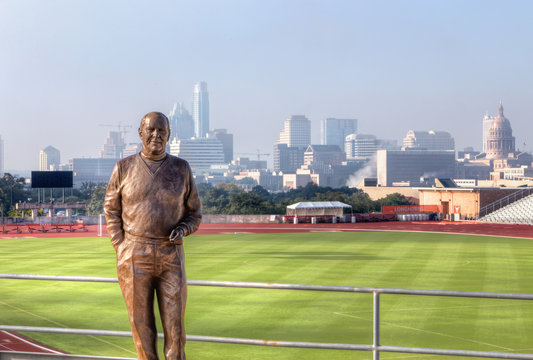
[{"left": 402, "top": 130, "right": 455, "bottom": 151}]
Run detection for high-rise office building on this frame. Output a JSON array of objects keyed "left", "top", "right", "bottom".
[
  {"left": 169, "top": 102, "right": 194, "bottom": 140},
  {"left": 99, "top": 131, "right": 125, "bottom": 159},
  {"left": 345, "top": 134, "right": 380, "bottom": 160},
  {"left": 482, "top": 113, "right": 494, "bottom": 153},
  {"left": 207, "top": 129, "right": 233, "bottom": 163},
  {"left": 39, "top": 146, "right": 61, "bottom": 171},
  {"left": 377, "top": 149, "right": 456, "bottom": 186},
  {"left": 402, "top": 130, "right": 455, "bottom": 151},
  {"left": 273, "top": 143, "right": 305, "bottom": 173},
  {"left": 69, "top": 157, "right": 119, "bottom": 187},
  {"left": 321, "top": 118, "right": 357, "bottom": 147},
  {"left": 193, "top": 82, "right": 209, "bottom": 138},
  {"left": 169, "top": 137, "right": 224, "bottom": 175},
  {"left": 278, "top": 115, "right": 311, "bottom": 148}
]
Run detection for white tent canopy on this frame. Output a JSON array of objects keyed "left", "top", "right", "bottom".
[{"left": 286, "top": 201, "right": 352, "bottom": 216}]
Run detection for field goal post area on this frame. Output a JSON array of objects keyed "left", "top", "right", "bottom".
[
  {"left": 97, "top": 214, "right": 105, "bottom": 237},
  {"left": 1, "top": 274, "right": 533, "bottom": 360}
]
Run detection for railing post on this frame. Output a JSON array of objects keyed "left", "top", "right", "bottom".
[{"left": 373, "top": 291, "right": 380, "bottom": 360}]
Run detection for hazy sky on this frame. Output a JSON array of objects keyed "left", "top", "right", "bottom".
[{"left": 1, "top": 0, "right": 533, "bottom": 171}]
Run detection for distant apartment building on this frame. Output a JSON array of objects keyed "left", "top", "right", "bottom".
[
  {"left": 278, "top": 115, "right": 311, "bottom": 148},
  {"left": 207, "top": 129, "right": 233, "bottom": 163},
  {"left": 503, "top": 166, "right": 533, "bottom": 180},
  {"left": 169, "top": 137, "right": 224, "bottom": 175},
  {"left": 122, "top": 143, "right": 142, "bottom": 158},
  {"left": 99, "top": 131, "right": 125, "bottom": 159},
  {"left": 377, "top": 149, "right": 456, "bottom": 186},
  {"left": 273, "top": 143, "right": 305, "bottom": 173},
  {"left": 69, "top": 158, "right": 118, "bottom": 186},
  {"left": 193, "top": 82, "right": 209, "bottom": 138},
  {"left": 345, "top": 134, "right": 380, "bottom": 160},
  {"left": 169, "top": 102, "right": 194, "bottom": 140},
  {"left": 234, "top": 170, "right": 283, "bottom": 191},
  {"left": 321, "top": 118, "right": 357, "bottom": 148},
  {"left": 39, "top": 146, "right": 60, "bottom": 171},
  {"left": 402, "top": 130, "right": 455, "bottom": 151},
  {"left": 232, "top": 157, "right": 268, "bottom": 170}
]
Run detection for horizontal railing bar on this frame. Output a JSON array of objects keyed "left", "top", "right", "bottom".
[
  {"left": 2, "top": 273, "right": 533, "bottom": 300},
  {"left": 2, "top": 326, "right": 532, "bottom": 359},
  {"left": 381, "top": 346, "right": 533, "bottom": 360},
  {"left": 0, "top": 273, "right": 117, "bottom": 283}
]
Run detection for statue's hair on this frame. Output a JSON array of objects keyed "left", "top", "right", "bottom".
[{"left": 140, "top": 112, "right": 170, "bottom": 130}]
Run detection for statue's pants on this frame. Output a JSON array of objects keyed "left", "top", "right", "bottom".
[{"left": 116, "top": 234, "right": 187, "bottom": 360}]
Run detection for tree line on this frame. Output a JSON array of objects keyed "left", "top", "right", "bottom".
[
  {"left": 197, "top": 182, "right": 412, "bottom": 215},
  {"left": 0, "top": 174, "right": 412, "bottom": 217}
]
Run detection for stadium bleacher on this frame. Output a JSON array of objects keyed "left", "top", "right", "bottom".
[{"left": 479, "top": 193, "right": 533, "bottom": 225}]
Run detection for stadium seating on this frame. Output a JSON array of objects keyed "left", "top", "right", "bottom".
[{"left": 479, "top": 193, "right": 533, "bottom": 225}]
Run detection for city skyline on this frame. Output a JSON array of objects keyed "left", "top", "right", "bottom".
[{"left": 1, "top": 1, "right": 533, "bottom": 171}]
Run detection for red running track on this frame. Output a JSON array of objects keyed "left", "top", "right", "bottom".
[
  {"left": 0, "top": 221, "right": 532, "bottom": 240},
  {"left": 1, "top": 220, "right": 531, "bottom": 353},
  {"left": 0, "top": 330, "right": 65, "bottom": 354}
]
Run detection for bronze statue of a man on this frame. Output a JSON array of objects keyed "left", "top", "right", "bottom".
[{"left": 104, "top": 111, "right": 202, "bottom": 360}]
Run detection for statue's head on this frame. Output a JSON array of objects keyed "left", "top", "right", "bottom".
[{"left": 138, "top": 112, "right": 170, "bottom": 157}]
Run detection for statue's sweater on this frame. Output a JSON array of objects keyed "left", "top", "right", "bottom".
[{"left": 104, "top": 153, "right": 202, "bottom": 247}]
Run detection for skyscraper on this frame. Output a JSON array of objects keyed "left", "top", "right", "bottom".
[
  {"left": 39, "top": 146, "right": 60, "bottom": 171},
  {"left": 193, "top": 82, "right": 209, "bottom": 138},
  {"left": 99, "top": 131, "right": 125, "bottom": 159},
  {"left": 169, "top": 102, "right": 194, "bottom": 140},
  {"left": 345, "top": 134, "right": 380, "bottom": 160},
  {"left": 321, "top": 118, "right": 357, "bottom": 147},
  {"left": 278, "top": 115, "right": 311, "bottom": 148},
  {"left": 482, "top": 113, "right": 494, "bottom": 153},
  {"left": 207, "top": 129, "right": 233, "bottom": 163}
]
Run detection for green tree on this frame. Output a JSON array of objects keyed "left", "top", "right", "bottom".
[{"left": 86, "top": 186, "right": 107, "bottom": 215}]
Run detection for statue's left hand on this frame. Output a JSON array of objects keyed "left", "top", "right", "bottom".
[{"left": 169, "top": 228, "right": 183, "bottom": 245}]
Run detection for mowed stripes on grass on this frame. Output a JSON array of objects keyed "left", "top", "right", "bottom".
[{"left": 1, "top": 232, "right": 533, "bottom": 359}]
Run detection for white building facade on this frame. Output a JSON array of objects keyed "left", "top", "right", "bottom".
[
  {"left": 169, "top": 137, "right": 224, "bottom": 175},
  {"left": 278, "top": 115, "right": 311, "bottom": 148}
]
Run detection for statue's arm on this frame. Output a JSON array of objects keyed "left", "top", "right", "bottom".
[
  {"left": 104, "top": 163, "right": 124, "bottom": 248},
  {"left": 177, "top": 164, "right": 202, "bottom": 238}
]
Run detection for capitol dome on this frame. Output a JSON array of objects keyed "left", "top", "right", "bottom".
[{"left": 486, "top": 102, "right": 515, "bottom": 159}]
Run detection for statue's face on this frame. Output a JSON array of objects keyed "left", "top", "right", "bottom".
[{"left": 139, "top": 115, "right": 170, "bottom": 156}]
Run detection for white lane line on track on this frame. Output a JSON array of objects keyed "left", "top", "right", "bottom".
[
  {"left": 333, "top": 311, "right": 514, "bottom": 351},
  {"left": 204, "top": 226, "right": 533, "bottom": 239},
  {"left": 0, "top": 300, "right": 136, "bottom": 355},
  {"left": 1, "top": 330, "right": 63, "bottom": 354}
]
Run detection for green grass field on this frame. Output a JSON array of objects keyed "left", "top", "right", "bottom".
[{"left": 1, "top": 231, "right": 533, "bottom": 359}]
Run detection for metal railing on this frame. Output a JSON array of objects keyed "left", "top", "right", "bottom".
[
  {"left": 478, "top": 188, "right": 533, "bottom": 218},
  {"left": 1, "top": 273, "right": 533, "bottom": 360}
]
